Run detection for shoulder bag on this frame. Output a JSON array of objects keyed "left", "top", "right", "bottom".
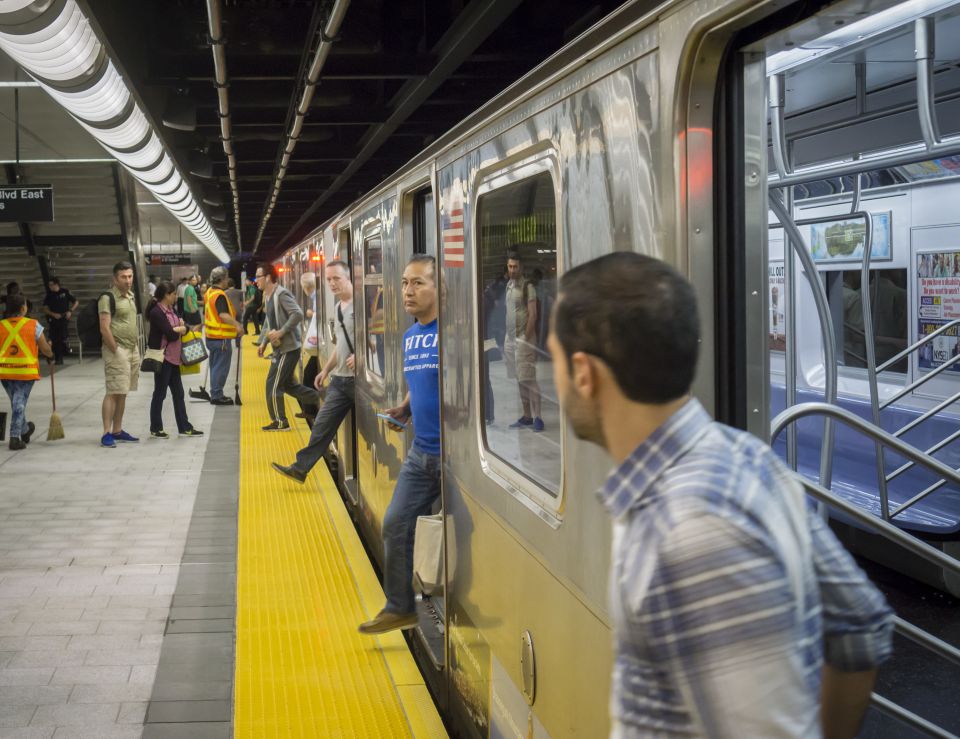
[{"left": 337, "top": 303, "right": 355, "bottom": 355}]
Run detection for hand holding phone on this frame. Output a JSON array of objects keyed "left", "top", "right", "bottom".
[{"left": 377, "top": 412, "right": 408, "bottom": 430}]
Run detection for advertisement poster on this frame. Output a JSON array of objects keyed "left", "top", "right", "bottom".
[
  {"left": 769, "top": 261, "right": 785, "bottom": 351},
  {"left": 917, "top": 250, "right": 960, "bottom": 373},
  {"left": 808, "top": 212, "right": 892, "bottom": 263}
]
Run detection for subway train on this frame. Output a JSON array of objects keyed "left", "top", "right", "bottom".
[{"left": 265, "top": 0, "right": 960, "bottom": 735}]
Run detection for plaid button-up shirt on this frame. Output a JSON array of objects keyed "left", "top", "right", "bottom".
[{"left": 602, "top": 399, "right": 893, "bottom": 738}]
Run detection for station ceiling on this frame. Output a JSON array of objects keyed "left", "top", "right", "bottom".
[{"left": 83, "top": 0, "right": 624, "bottom": 261}]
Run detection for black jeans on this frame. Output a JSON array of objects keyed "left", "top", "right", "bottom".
[
  {"left": 242, "top": 305, "right": 261, "bottom": 334},
  {"left": 48, "top": 317, "right": 69, "bottom": 361},
  {"left": 151, "top": 360, "right": 191, "bottom": 433},
  {"left": 297, "top": 355, "right": 319, "bottom": 417}
]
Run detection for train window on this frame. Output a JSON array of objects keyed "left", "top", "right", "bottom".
[
  {"left": 476, "top": 170, "right": 561, "bottom": 496},
  {"left": 412, "top": 188, "right": 435, "bottom": 255},
  {"left": 827, "top": 268, "right": 908, "bottom": 373},
  {"left": 363, "top": 234, "right": 385, "bottom": 378}
]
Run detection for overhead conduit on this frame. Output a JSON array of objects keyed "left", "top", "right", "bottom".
[
  {"left": 205, "top": 0, "right": 241, "bottom": 250},
  {"left": 254, "top": 0, "right": 351, "bottom": 252},
  {"left": 0, "top": 0, "right": 230, "bottom": 263}
]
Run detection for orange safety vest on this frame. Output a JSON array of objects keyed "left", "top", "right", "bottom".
[
  {"left": 0, "top": 317, "right": 40, "bottom": 381},
  {"left": 204, "top": 287, "right": 238, "bottom": 339}
]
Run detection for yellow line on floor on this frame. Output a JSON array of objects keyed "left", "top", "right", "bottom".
[{"left": 234, "top": 339, "right": 446, "bottom": 738}]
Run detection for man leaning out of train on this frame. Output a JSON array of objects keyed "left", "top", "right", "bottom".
[
  {"left": 547, "top": 252, "right": 894, "bottom": 739},
  {"left": 359, "top": 254, "right": 441, "bottom": 635}
]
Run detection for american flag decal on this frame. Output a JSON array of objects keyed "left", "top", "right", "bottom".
[{"left": 442, "top": 207, "right": 465, "bottom": 268}]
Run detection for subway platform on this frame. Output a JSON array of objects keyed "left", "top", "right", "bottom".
[{"left": 0, "top": 344, "right": 444, "bottom": 738}]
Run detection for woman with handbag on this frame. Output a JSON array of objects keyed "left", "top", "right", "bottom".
[{"left": 146, "top": 282, "right": 203, "bottom": 439}]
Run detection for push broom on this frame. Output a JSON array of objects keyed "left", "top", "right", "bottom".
[
  {"left": 47, "top": 360, "right": 64, "bottom": 440},
  {"left": 189, "top": 361, "right": 211, "bottom": 401}
]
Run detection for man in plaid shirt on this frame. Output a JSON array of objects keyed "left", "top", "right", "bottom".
[{"left": 547, "top": 253, "right": 893, "bottom": 738}]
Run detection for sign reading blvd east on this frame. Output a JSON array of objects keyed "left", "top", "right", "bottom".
[{"left": 0, "top": 185, "right": 54, "bottom": 222}]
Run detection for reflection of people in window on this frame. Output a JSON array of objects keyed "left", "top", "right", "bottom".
[
  {"left": 503, "top": 250, "right": 544, "bottom": 432},
  {"left": 842, "top": 271, "right": 907, "bottom": 371},
  {"left": 481, "top": 270, "right": 507, "bottom": 424},
  {"left": 368, "top": 285, "right": 384, "bottom": 375}
]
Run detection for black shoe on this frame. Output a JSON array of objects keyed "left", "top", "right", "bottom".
[
  {"left": 262, "top": 421, "right": 291, "bottom": 431},
  {"left": 55, "top": 358, "right": 64, "bottom": 366},
  {"left": 210, "top": 397, "right": 234, "bottom": 406},
  {"left": 8, "top": 437, "right": 25, "bottom": 451},
  {"left": 179, "top": 428, "right": 204, "bottom": 437},
  {"left": 271, "top": 462, "right": 306, "bottom": 484},
  {"left": 21, "top": 422, "right": 35, "bottom": 444}
]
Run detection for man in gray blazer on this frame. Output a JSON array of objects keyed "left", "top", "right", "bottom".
[{"left": 255, "top": 263, "right": 319, "bottom": 431}]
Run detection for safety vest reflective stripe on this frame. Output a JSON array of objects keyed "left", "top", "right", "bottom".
[
  {"left": 0, "top": 317, "right": 40, "bottom": 381},
  {"left": 204, "top": 288, "right": 238, "bottom": 339}
]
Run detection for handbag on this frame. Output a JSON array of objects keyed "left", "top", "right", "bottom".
[
  {"left": 180, "top": 330, "right": 208, "bottom": 366},
  {"left": 180, "top": 361, "right": 201, "bottom": 376},
  {"left": 412, "top": 513, "right": 444, "bottom": 597},
  {"left": 140, "top": 347, "right": 164, "bottom": 373}
]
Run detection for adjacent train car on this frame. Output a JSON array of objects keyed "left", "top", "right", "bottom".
[{"left": 269, "top": 0, "right": 960, "bottom": 734}]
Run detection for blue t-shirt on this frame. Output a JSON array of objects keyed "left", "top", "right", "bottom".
[{"left": 403, "top": 319, "right": 440, "bottom": 455}]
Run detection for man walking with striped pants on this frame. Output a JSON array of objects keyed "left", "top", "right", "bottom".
[{"left": 255, "top": 263, "right": 319, "bottom": 431}]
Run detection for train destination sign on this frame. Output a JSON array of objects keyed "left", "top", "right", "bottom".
[{"left": 0, "top": 185, "right": 54, "bottom": 222}]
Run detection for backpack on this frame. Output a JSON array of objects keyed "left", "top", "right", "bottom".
[{"left": 77, "top": 292, "right": 115, "bottom": 350}]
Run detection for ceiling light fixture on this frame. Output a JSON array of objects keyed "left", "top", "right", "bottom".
[{"left": 0, "top": 0, "right": 229, "bottom": 263}]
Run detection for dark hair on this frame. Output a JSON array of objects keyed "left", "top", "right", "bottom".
[
  {"left": 5, "top": 281, "right": 19, "bottom": 294},
  {"left": 48, "top": 276, "right": 60, "bottom": 287},
  {"left": 406, "top": 254, "right": 436, "bottom": 281},
  {"left": 154, "top": 280, "right": 176, "bottom": 303},
  {"left": 326, "top": 259, "right": 350, "bottom": 277},
  {"left": 258, "top": 263, "right": 278, "bottom": 283},
  {"left": 113, "top": 261, "right": 133, "bottom": 275},
  {"left": 506, "top": 250, "right": 522, "bottom": 264},
  {"left": 553, "top": 252, "right": 700, "bottom": 403},
  {"left": 3, "top": 293, "right": 26, "bottom": 318}
]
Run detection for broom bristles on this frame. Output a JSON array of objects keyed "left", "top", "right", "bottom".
[{"left": 47, "top": 412, "right": 64, "bottom": 441}]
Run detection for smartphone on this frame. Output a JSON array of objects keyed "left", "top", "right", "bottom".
[{"left": 377, "top": 412, "right": 408, "bottom": 430}]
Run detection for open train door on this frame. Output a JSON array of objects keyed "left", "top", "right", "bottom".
[{"left": 335, "top": 223, "right": 361, "bottom": 506}]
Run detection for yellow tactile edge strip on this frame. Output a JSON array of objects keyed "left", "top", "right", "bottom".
[{"left": 234, "top": 338, "right": 447, "bottom": 738}]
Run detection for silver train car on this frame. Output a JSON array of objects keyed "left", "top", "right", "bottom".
[{"left": 271, "top": 0, "right": 960, "bottom": 734}]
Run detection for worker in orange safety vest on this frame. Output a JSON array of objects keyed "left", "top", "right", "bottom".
[{"left": 1, "top": 294, "right": 54, "bottom": 450}]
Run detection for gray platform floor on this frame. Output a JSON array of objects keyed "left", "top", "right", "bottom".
[{"left": 0, "top": 356, "right": 236, "bottom": 738}]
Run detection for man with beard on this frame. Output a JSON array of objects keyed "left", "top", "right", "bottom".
[{"left": 547, "top": 252, "right": 893, "bottom": 738}]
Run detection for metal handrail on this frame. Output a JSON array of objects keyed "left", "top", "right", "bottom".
[
  {"left": 878, "top": 319, "right": 960, "bottom": 374},
  {"left": 771, "top": 402, "right": 960, "bottom": 547},
  {"left": 871, "top": 694, "right": 958, "bottom": 739}
]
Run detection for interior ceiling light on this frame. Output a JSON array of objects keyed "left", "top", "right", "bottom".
[{"left": 0, "top": 0, "right": 229, "bottom": 263}]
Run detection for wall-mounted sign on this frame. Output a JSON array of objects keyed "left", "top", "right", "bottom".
[
  {"left": 149, "top": 254, "right": 193, "bottom": 266},
  {"left": 0, "top": 185, "right": 54, "bottom": 222}
]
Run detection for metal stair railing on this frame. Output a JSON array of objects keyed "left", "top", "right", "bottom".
[{"left": 772, "top": 401, "right": 960, "bottom": 739}]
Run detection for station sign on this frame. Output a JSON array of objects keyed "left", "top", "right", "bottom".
[
  {"left": 149, "top": 254, "right": 193, "bottom": 266},
  {"left": 0, "top": 185, "right": 54, "bottom": 222}
]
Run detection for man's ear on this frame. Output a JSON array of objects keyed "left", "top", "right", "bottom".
[{"left": 570, "top": 351, "right": 596, "bottom": 398}]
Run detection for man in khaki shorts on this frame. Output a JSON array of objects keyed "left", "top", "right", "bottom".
[{"left": 99, "top": 261, "right": 141, "bottom": 448}]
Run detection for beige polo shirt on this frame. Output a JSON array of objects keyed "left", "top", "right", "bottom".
[{"left": 98, "top": 286, "right": 139, "bottom": 349}]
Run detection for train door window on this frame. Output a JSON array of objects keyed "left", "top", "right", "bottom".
[
  {"left": 476, "top": 168, "right": 561, "bottom": 497},
  {"left": 825, "top": 268, "right": 908, "bottom": 373},
  {"left": 363, "top": 233, "right": 385, "bottom": 378},
  {"left": 412, "top": 188, "right": 435, "bottom": 255}
]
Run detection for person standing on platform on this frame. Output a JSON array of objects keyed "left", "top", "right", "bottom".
[
  {"left": 205, "top": 267, "right": 242, "bottom": 407},
  {"left": 183, "top": 275, "right": 201, "bottom": 327},
  {"left": 547, "top": 252, "right": 894, "bottom": 738},
  {"left": 1, "top": 294, "right": 53, "bottom": 450},
  {"left": 242, "top": 277, "right": 262, "bottom": 336},
  {"left": 175, "top": 277, "right": 188, "bottom": 316},
  {"left": 359, "top": 255, "right": 440, "bottom": 635},
  {"left": 146, "top": 281, "right": 202, "bottom": 438},
  {"left": 504, "top": 251, "right": 544, "bottom": 432},
  {"left": 42, "top": 277, "right": 78, "bottom": 365},
  {"left": 255, "top": 263, "right": 318, "bottom": 431},
  {"left": 296, "top": 271, "right": 321, "bottom": 424},
  {"left": 99, "top": 261, "right": 141, "bottom": 448},
  {"left": 147, "top": 275, "right": 157, "bottom": 297},
  {"left": 271, "top": 260, "right": 355, "bottom": 482}
]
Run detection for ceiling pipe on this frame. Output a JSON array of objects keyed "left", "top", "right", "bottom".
[
  {"left": 0, "top": 0, "right": 229, "bottom": 263},
  {"left": 205, "top": 0, "right": 242, "bottom": 250},
  {"left": 254, "top": 0, "right": 351, "bottom": 251}
]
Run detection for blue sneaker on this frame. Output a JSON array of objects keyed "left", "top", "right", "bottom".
[
  {"left": 532, "top": 417, "right": 545, "bottom": 432},
  {"left": 100, "top": 433, "right": 116, "bottom": 448},
  {"left": 509, "top": 416, "right": 533, "bottom": 429},
  {"left": 112, "top": 430, "right": 139, "bottom": 443}
]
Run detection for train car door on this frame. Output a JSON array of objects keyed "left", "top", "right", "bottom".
[{"left": 335, "top": 224, "right": 360, "bottom": 506}]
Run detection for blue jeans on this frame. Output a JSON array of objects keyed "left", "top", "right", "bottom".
[
  {"left": 1, "top": 379, "right": 34, "bottom": 438},
  {"left": 293, "top": 376, "right": 354, "bottom": 473},
  {"left": 206, "top": 339, "right": 232, "bottom": 400},
  {"left": 382, "top": 446, "right": 442, "bottom": 615}
]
